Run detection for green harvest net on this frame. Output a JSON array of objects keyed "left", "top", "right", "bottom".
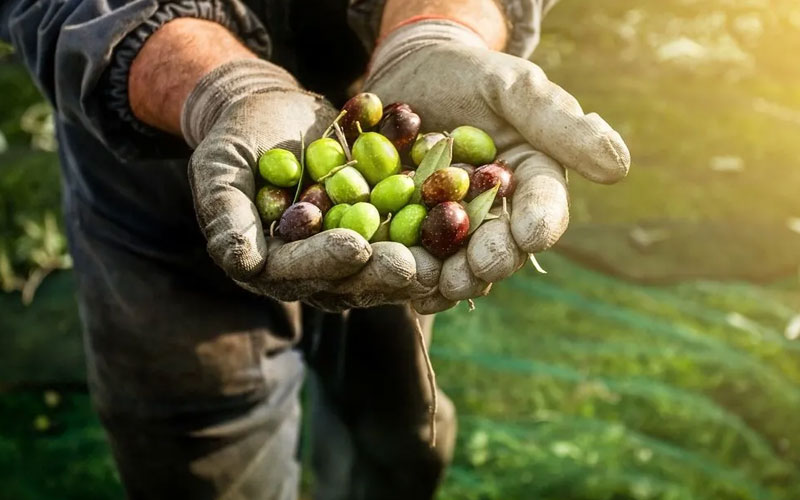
[
  {"left": 2, "top": 257, "right": 800, "bottom": 500},
  {"left": 3, "top": 0, "right": 800, "bottom": 498}
]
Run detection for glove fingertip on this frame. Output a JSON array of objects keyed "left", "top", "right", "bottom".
[
  {"left": 412, "top": 293, "right": 459, "bottom": 315},
  {"left": 210, "top": 229, "right": 267, "bottom": 281},
  {"left": 578, "top": 114, "right": 631, "bottom": 185},
  {"left": 467, "top": 219, "right": 526, "bottom": 283},
  {"left": 440, "top": 249, "right": 492, "bottom": 301}
]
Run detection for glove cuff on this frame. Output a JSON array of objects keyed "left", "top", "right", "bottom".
[
  {"left": 367, "top": 19, "right": 488, "bottom": 88},
  {"left": 181, "top": 59, "right": 301, "bottom": 148}
]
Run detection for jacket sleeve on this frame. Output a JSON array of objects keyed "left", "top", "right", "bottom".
[
  {"left": 348, "top": 0, "right": 560, "bottom": 59},
  {"left": 0, "top": 0, "right": 271, "bottom": 161}
]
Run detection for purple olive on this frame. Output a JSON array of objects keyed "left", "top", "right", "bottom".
[
  {"left": 421, "top": 166, "right": 470, "bottom": 207},
  {"left": 378, "top": 102, "right": 421, "bottom": 154},
  {"left": 340, "top": 92, "right": 383, "bottom": 142},
  {"left": 278, "top": 202, "right": 323, "bottom": 242},
  {"left": 467, "top": 161, "right": 516, "bottom": 203},
  {"left": 420, "top": 201, "right": 470, "bottom": 258},
  {"left": 299, "top": 183, "right": 333, "bottom": 214}
]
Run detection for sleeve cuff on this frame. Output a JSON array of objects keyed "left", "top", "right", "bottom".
[{"left": 104, "top": 0, "right": 272, "bottom": 159}]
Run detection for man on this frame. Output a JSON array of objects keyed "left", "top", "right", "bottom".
[{"left": 1, "top": 0, "right": 629, "bottom": 498}]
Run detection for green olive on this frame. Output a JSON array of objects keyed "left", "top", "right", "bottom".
[
  {"left": 324, "top": 166, "right": 370, "bottom": 205},
  {"left": 323, "top": 203, "right": 351, "bottom": 230},
  {"left": 258, "top": 148, "right": 302, "bottom": 187},
  {"left": 450, "top": 126, "right": 496, "bottom": 165},
  {"left": 390, "top": 204, "right": 428, "bottom": 247},
  {"left": 410, "top": 132, "right": 446, "bottom": 166},
  {"left": 338, "top": 202, "right": 381, "bottom": 241},
  {"left": 306, "top": 138, "right": 346, "bottom": 181},
  {"left": 352, "top": 132, "right": 401, "bottom": 185},
  {"left": 370, "top": 216, "right": 392, "bottom": 242},
  {"left": 369, "top": 174, "right": 415, "bottom": 215}
]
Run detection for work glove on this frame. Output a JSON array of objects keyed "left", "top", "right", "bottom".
[
  {"left": 364, "top": 20, "right": 631, "bottom": 313},
  {"left": 183, "top": 59, "right": 436, "bottom": 310}
]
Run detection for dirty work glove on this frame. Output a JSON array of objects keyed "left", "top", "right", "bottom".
[
  {"left": 184, "top": 59, "right": 433, "bottom": 310},
  {"left": 365, "top": 20, "right": 631, "bottom": 313}
]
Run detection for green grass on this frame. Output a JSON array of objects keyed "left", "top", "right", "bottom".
[{"left": 0, "top": 392, "right": 122, "bottom": 500}]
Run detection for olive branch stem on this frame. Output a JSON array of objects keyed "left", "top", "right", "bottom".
[{"left": 414, "top": 312, "right": 438, "bottom": 448}]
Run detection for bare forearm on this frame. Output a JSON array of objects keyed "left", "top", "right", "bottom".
[
  {"left": 129, "top": 18, "right": 257, "bottom": 135},
  {"left": 380, "top": 0, "right": 508, "bottom": 50}
]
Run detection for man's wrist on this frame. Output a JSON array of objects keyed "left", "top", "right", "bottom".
[
  {"left": 379, "top": 0, "right": 508, "bottom": 51},
  {"left": 367, "top": 20, "right": 487, "bottom": 85},
  {"left": 180, "top": 59, "right": 302, "bottom": 148},
  {"left": 129, "top": 18, "right": 258, "bottom": 136}
]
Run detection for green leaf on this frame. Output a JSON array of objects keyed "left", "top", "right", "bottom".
[
  {"left": 411, "top": 137, "right": 453, "bottom": 203},
  {"left": 466, "top": 183, "right": 500, "bottom": 234}
]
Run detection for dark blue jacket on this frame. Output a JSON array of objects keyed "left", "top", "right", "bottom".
[{"left": 0, "top": 0, "right": 369, "bottom": 280}]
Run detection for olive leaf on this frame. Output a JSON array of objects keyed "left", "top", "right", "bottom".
[
  {"left": 293, "top": 132, "right": 306, "bottom": 204},
  {"left": 411, "top": 137, "right": 453, "bottom": 203},
  {"left": 466, "top": 183, "right": 500, "bottom": 234}
]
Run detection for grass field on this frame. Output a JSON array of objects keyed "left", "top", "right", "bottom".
[{"left": 2, "top": 0, "right": 800, "bottom": 499}]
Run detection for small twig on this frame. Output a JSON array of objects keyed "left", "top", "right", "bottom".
[
  {"left": 468, "top": 299, "right": 476, "bottom": 311},
  {"left": 269, "top": 220, "right": 277, "bottom": 238},
  {"left": 323, "top": 109, "right": 347, "bottom": 139},
  {"left": 502, "top": 196, "right": 509, "bottom": 218},
  {"left": 529, "top": 253, "right": 548, "bottom": 274},
  {"left": 355, "top": 121, "right": 363, "bottom": 135},
  {"left": 21, "top": 266, "right": 53, "bottom": 305},
  {"left": 293, "top": 131, "right": 306, "bottom": 204},
  {"left": 317, "top": 160, "right": 358, "bottom": 183},
  {"left": 414, "top": 314, "right": 437, "bottom": 448},
  {"left": 332, "top": 121, "right": 352, "bottom": 161}
]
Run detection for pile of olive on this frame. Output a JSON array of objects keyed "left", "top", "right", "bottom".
[{"left": 254, "top": 93, "right": 515, "bottom": 259}]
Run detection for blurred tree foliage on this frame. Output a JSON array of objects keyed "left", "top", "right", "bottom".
[{"left": 0, "top": 43, "right": 70, "bottom": 304}]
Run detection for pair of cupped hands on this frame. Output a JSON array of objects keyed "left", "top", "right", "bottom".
[{"left": 184, "top": 21, "right": 630, "bottom": 314}]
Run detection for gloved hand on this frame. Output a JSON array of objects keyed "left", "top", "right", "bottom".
[
  {"left": 183, "top": 59, "right": 437, "bottom": 310},
  {"left": 364, "top": 20, "right": 631, "bottom": 313}
]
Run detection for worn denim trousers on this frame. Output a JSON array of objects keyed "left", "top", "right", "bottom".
[{"left": 69, "top": 222, "right": 456, "bottom": 500}]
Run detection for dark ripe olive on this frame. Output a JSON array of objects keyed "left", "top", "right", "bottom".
[
  {"left": 255, "top": 185, "right": 292, "bottom": 225},
  {"left": 340, "top": 92, "right": 383, "bottom": 142},
  {"left": 466, "top": 161, "right": 516, "bottom": 203},
  {"left": 278, "top": 202, "right": 323, "bottom": 242},
  {"left": 299, "top": 183, "right": 333, "bottom": 214},
  {"left": 451, "top": 163, "right": 476, "bottom": 182},
  {"left": 420, "top": 201, "right": 470, "bottom": 259},
  {"left": 421, "top": 166, "right": 470, "bottom": 207},
  {"left": 378, "top": 102, "right": 421, "bottom": 154}
]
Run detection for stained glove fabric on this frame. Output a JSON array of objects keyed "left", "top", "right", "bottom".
[
  {"left": 183, "top": 59, "right": 437, "bottom": 310},
  {"left": 364, "top": 20, "right": 631, "bottom": 313}
]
